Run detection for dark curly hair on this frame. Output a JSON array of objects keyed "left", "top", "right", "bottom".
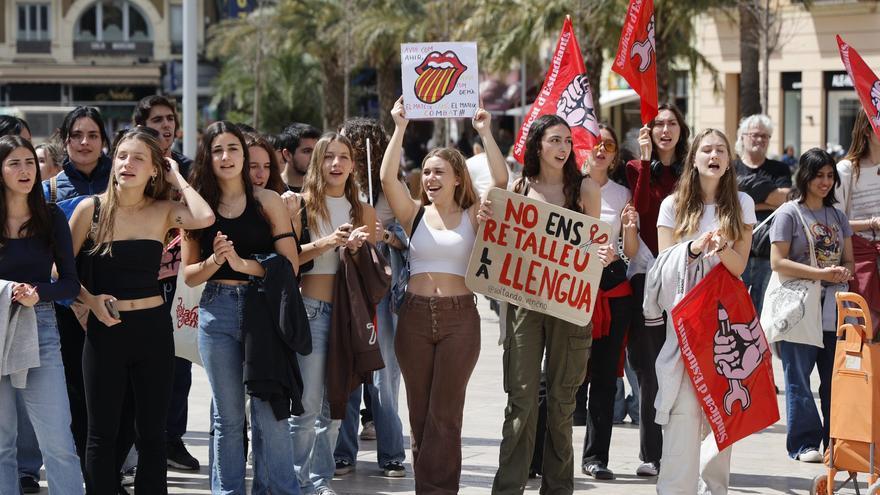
[{"left": 338, "top": 117, "right": 391, "bottom": 204}]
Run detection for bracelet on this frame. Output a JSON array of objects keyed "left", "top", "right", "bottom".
[
  {"left": 687, "top": 241, "right": 700, "bottom": 259},
  {"left": 211, "top": 254, "right": 222, "bottom": 266}
]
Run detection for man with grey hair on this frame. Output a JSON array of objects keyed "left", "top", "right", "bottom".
[{"left": 734, "top": 114, "right": 792, "bottom": 313}]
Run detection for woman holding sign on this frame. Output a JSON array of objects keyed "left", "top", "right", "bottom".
[
  {"left": 623, "top": 103, "right": 691, "bottom": 478},
  {"left": 579, "top": 124, "right": 640, "bottom": 480},
  {"left": 654, "top": 128, "right": 756, "bottom": 494},
  {"left": 487, "top": 114, "right": 601, "bottom": 495},
  {"left": 380, "top": 97, "right": 507, "bottom": 493}
]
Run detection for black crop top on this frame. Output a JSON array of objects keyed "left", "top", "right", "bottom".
[
  {"left": 200, "top": 197, "right": 274, "bottom": 281},
  {"left": 91, "top": 240, "right": 164, "bottom": 299}
]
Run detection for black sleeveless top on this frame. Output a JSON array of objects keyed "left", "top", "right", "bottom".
[
  {"left": 200, "top": 196, "right": 274, "bottom": 281},
  {"left": 91, "top": 240, "right": 164, "bottom": 299}
]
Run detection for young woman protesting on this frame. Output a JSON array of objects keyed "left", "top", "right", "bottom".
[
  {"left": 181, "top": 121, "right": 300, "bottom": 494},
  {"left": 381, "top": 97, "right": 507, "bottom": 494},
  {"left": 489, "top": 114, "right": 600, "bottom": 495},
  {"left": 333, "top": 117, "right": 407, "bottom": 478},
  {"left": 0, "top": 136, "right": 83, "bottom": 494},
  {"left": 290, "top": 132, "right": 377, "bottom": 495},
  {"left": 623, "top": 103, "right": 691, "bottom": 477},
  {"left": 654, "top": 129, "right": 756, "bottom": 494},
  {"left": 246, "top": 132, "right": 287, "bottom": 194},
  {"left": 836, "top": 110, "right": 880, "bottom": 330},
  {"left": 68, "top": 128, "right": 214, "bottom": 493},
  {"left": 580, "top": 124, "right": 640, "bottom": 480},
  {"left": 772, "top": 149, "right": 853, "bottom": 463}
]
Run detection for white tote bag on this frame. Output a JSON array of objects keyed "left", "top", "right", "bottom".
[
  {"left": 760, "top": 203, "right": 823, "bottom": 347},
  {"left": 170, "top": 275, "right": 205, "bottom": 367}
]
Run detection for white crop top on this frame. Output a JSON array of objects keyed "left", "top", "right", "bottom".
[
  {"left": 309, "top": 195, "right": 353, "bottom": 275},
  {"left": 409, "top": 211, "right": 475, "bottom": 277}
]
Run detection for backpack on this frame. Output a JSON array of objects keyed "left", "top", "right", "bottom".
[{"left": 390, "top": 206, "right": 425, "bottom": 314}]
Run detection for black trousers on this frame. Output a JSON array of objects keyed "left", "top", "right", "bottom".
[
  {"left": 582, "top": 294, "right": 633, "bottom": 466},
  {"left": 625, "top": 274, "right": 666, "bottom": 464},
  {"left": 83, "top": 305, "right": 174, "bottom": 494},
  {"left": 55, "top": 303, "right": 88, "bottom": 471}
]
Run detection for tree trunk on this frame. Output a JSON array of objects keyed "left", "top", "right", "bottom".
[
  {"left": 584, "top": 38, "right": 603, "bottom": 121},
  {"left": 760, "top": 0, "right": 770, "bottom": 114},
  {"left": 376, "top": 54, "right": 399, "bottom": 132},
  {"left": 654, "top": 4, "right": 670, "bottom": 104},
  {"left": 739, "top": 0, "right": 762, "bottom": 117},
  {"left": 322, "top": 54, "right": 346, "bottom": 130}
]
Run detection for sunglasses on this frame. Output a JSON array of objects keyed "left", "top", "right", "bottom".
[{"left": 593, "top": 140, "right": 617, "bottom": 153}]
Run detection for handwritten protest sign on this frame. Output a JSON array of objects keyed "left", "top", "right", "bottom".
[
  {"left": 401, "top": 42, "right": 479, "bottom": 119},
  {"left": 466, "top": 188, "right": 611, "bottom": 326}
]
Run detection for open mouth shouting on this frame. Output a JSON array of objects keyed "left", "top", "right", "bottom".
[{"left": 414, "top": 51, "right": 467, "bottom": 104}]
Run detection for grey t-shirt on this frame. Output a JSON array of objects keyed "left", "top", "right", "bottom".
[{"left": 770, "top": 201, "right": 852, "bottom": 268}]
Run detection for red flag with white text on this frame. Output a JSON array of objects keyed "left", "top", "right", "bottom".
[
  {"left": 613, "top": 0, "right": 658, "bottom": 125},
  {"left": 837, "top": 35, "right": 880, "bottom": 141},
  {"left": 512, "top": 17, "right": 599, "bottom": 166}
]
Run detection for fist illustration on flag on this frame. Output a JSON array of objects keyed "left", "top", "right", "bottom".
[
  {"left": 413, "top": 51, "right": 468, "bottom": 104},
  {"left": 872, "top": 81, "right": 880, "bottom": 127},
  {"left": 556, "top": 75, "right": 598, "bottom": 132}
]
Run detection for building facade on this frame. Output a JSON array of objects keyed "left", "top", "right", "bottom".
[
  {"left": 0, "top": 0, "right": 222, "bottom": 139},
  {"left": 691, "top": 0, "right": 880, "bottom": 157}
]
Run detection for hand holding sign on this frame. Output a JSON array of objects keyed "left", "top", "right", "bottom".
[
  {"left": 391, "top": 96, "right": 409, "bottom": 129},
  {"left": 466, "top": 188, "right": 610, "bottom": 325}
]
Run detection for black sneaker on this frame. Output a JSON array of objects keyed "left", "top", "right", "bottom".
[
  {"left": 19, "top": 476, "right": 40, "bottom": 494},
  {"left": 335, "top": 458, "right": 354, "bottom": 476},
  {"left": 582, "top": 462, "right": 614, "bottom": 480},
  {"left": 167, "top": 439, "right": 200, "bottom": 471},
  {"left": 382, "top": 461, "right": 405, "bottom": 478}
]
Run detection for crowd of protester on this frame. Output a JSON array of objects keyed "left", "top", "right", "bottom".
[{"left": 0, "top": 95, "right": 877, "bottom": 495}]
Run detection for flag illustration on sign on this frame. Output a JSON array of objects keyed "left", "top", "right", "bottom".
[
  {"left": 413, "top": 51, "right": 468, "bottom": 104},
  {"left": 613, "top": 0, "right": 659, "bottom": 124},
  {"left": 837, "top": 35, "right": 880, "bottom": 139},
  {"left": 512, "top": 16, "right": 599, "bottom": 166}
]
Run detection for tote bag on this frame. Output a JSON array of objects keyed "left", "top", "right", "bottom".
[
  {"left": 170, "top": 274, "right": 204, "bottom": 367},
  {"left": 760, "top": 203, "right": 823, "bottom": 347}
]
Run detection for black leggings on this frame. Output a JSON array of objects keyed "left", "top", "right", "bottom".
[{"left": 83, "top": 305, "right": 174, "bottom": 494}]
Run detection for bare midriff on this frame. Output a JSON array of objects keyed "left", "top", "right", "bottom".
[
  {"left": 407, "top": 273, "right": 472, "bottom": 298},
  {"left": 301, "top": 274, "right": 335, "bottom": 303}
]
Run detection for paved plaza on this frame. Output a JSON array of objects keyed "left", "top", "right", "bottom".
[{"left": 35, "top": 298, "right": 871, "bottom": 494}]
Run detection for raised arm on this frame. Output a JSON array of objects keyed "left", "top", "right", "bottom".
[
  {"left": 164, "top": 156, "right": 215, "bottom": 230},
  {"left": 472, "top": 108, "right": 508, "bottom": 190},
  {"left": 579, "top": 176, "right": 601, "bottom": 218},
  {"left": 381, "top": 96, "right": 420, "bottom": 234}
]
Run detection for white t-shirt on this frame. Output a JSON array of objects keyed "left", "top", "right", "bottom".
[
  {"left": 836, "top": 158, "right": 880, "bottom": 241},
  {"left": 599, "top": 180, "right": 631, "bottom": 253},
  {"left": 657, "top": 191, "right": 757, "bottom": 242}
]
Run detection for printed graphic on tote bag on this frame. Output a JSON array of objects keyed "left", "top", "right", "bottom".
[{"left": 765, "top": 279, "right": 811, "bottom": 335}]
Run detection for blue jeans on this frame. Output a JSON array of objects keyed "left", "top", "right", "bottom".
[
  {"left": 777, "top": 332, "right": 836, "bottom": 458},
  {"left": 334, "top": 292, "right": 405, "bottom": 468},
  {"left": 743, "top": 256, "right": 772, "bottom": 314},
  {"left": 290, "top": 297, "right": 339, "bottom": 494},
  {"left": 0, "top": 303, "right": 84, "bottom": 494},
  {"left": 199, "top": 282, "right": 299, "bottom": 495},
  {"left": 612, "top": 354, "right": 640, "bottom": 424}
]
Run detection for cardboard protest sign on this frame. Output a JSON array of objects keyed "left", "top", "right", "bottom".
[
  {"left": 466, "top": 188, "right": 611, "bottom": 326},
  {"left": 670, "top": 264, "right": 779, "bottom": 451},
  {"left": 401, "top": 42, "right": 479, "bottom": 119}
]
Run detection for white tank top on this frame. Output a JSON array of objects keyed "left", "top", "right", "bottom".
[
  {"left": 409, "top": 210, "right": 475, "bottom": 277},
  {"left": 309, "top": 195, "right": 352, "bottom": 275}
]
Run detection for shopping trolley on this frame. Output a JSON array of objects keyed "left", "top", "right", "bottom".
[{"left": 811, "top": 292, "right": 880, "bottom": 495}]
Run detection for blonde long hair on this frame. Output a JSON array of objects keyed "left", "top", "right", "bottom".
[
  {"left": 672, "top": 128, "right": 746, "bottom": 243},
  {"left": 843, "top": 110, "right": 875, "bottom": 180},
  {"left": 90, "top": 127, "right": 171, "bottom": 255},
  {"left": 302, "top": 133, "right": 365, "bottom": 232}
]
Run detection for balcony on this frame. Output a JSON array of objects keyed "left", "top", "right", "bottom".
[
  {"left": 16, "top": 40, "right": 51, "bottom": 54},
  {"left": 74, "top": 40, "right": 153, "bottom": 58}
]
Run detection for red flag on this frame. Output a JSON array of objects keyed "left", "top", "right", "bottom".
[
  {"left": 512, "top": 16, "right": 599, "bottom": 166},
  {"left": 670, "top": 265, "right": 779, "bottom": 451},
  {"left": 613, "top": 0, "right": 658, "bottom": 125},
  {"left": 837, "top": 35, "right": 880, "bottom": 141}
]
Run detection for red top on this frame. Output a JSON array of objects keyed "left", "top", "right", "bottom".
[{"left": 625, "top": 159, "right": 678, "bottom": 256}]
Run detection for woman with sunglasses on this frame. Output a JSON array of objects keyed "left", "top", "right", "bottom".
[{"left": 579, "top": 125, "right": 640, "bottom": 480}]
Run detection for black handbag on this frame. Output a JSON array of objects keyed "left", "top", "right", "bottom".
[{"left": 75, "top": 196, "right": 101, "bottom": 293}]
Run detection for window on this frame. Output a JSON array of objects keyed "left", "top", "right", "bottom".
[
  {"left": 17, "top": 3, "right": 50, "bottom": 41},
  {"left": 75, "top": 1, "right": 152, "bottom": 42},
  {"left": 169, "top": 4, "right": 183, "bottom": 52}
]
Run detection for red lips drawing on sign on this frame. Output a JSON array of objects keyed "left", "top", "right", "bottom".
[{"left": 414, "top": 51, "right": 468, "bottom": 104}]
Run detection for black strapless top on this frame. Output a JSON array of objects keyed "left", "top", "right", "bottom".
[{"left": 91, "top": 239, "right": 164, "bottom": 299}]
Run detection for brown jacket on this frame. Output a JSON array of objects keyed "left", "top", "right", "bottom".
[{"left": 327, "top": 242, "right": 392, "bottom": 419}]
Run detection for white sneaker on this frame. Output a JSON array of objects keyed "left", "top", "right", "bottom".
[{"left": 798, "top": 449, "right": 823, "bottom": 463}]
